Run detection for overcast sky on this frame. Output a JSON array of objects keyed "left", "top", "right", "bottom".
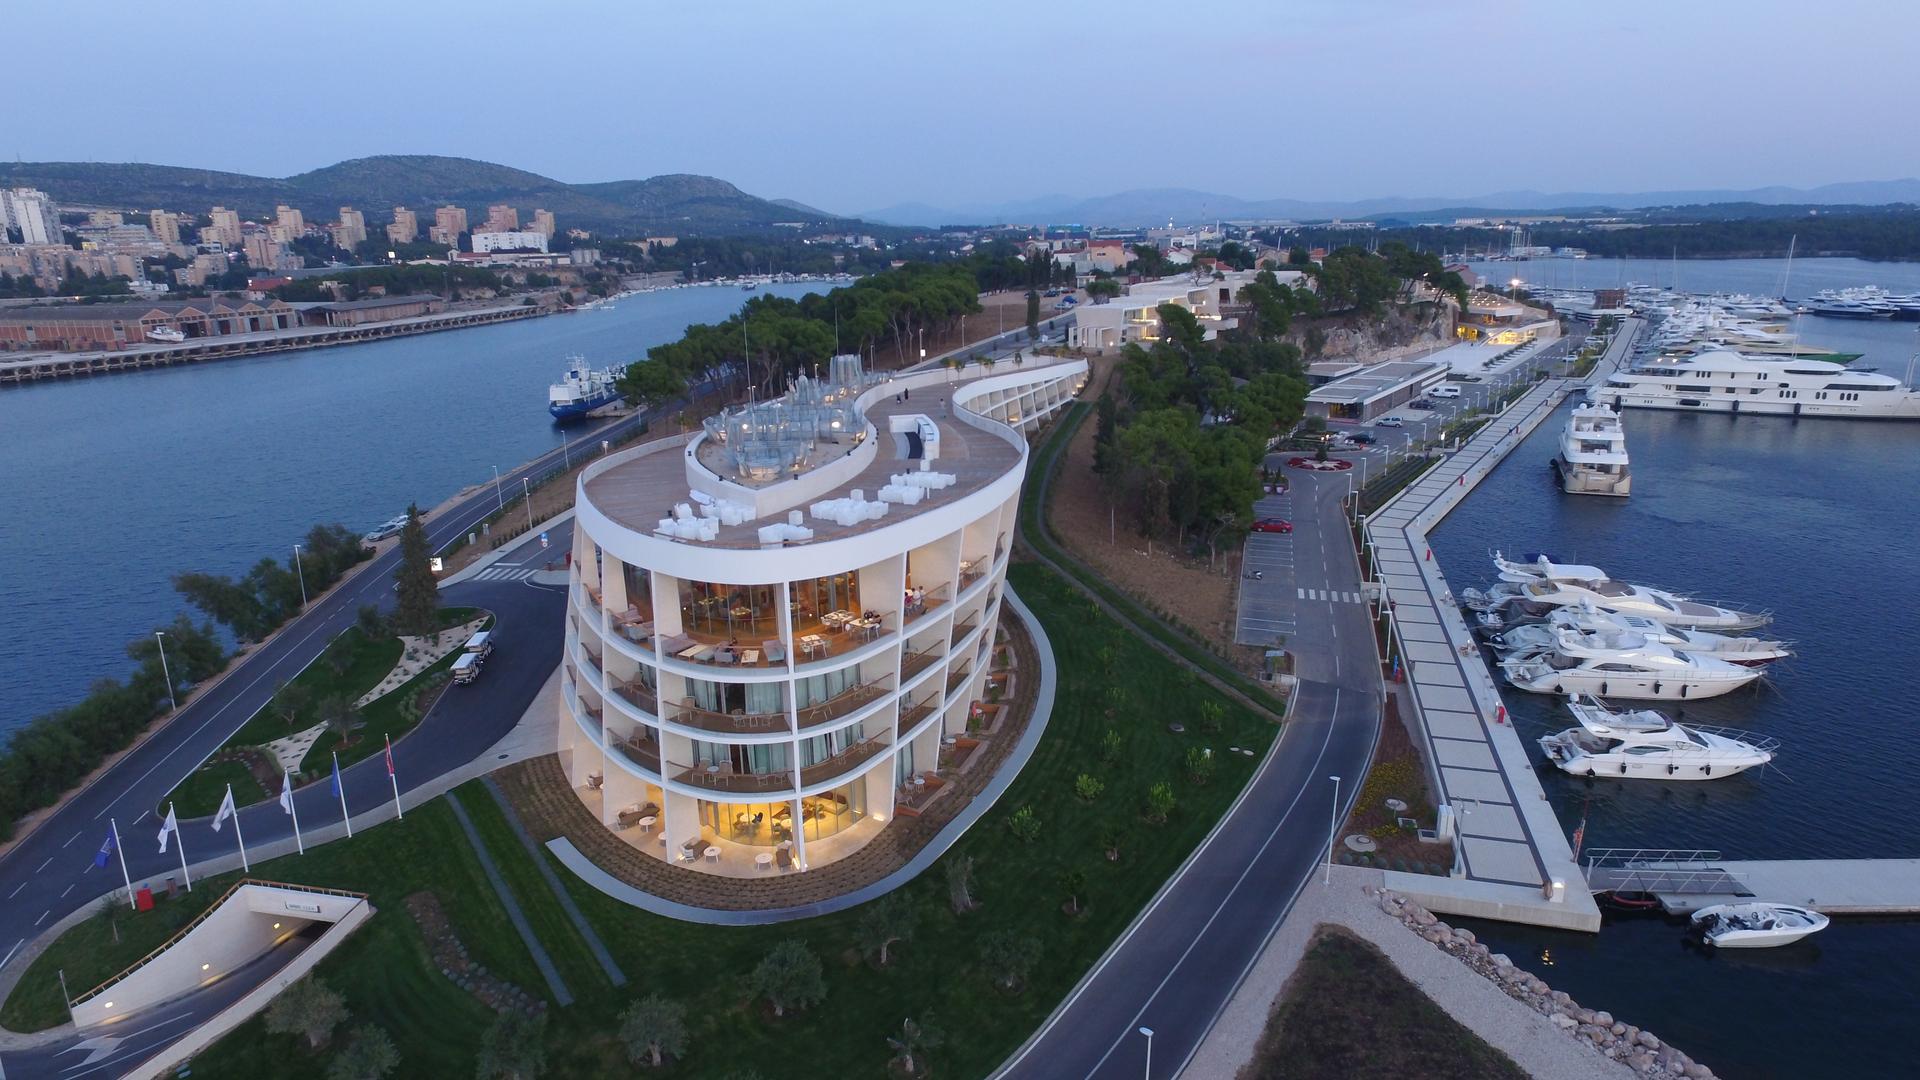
[{"left": 10, "top": 0, "right": 1917, "bottom": 214}]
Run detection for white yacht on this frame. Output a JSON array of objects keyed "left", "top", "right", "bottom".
[
  {"left": 1501, "top": 632, "right": 1763, "bottom": 700},
  {"left": 1553, "top": 402, "right": 1630, "bottom": 496},
  {"left": 146, "top": 326, "right": 186, "bottom": 344},
  {"left": 1538, "top": 695, "right": 1776, "bottom": 780},
  {"left": 1493, "top": 603, "right": 1790, "bottom": 667},
  {"left": 1598, "top": 350, "right": 1920, "bottom": 419},
  {"left": 1691, "top": 903, "right": 1829, "bottom": 948},
  {"left": 1465, "top": 553, "right": 1770, "bottom": 631}
]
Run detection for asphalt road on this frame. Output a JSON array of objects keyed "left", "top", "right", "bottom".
[
  {"left": 998, "top": 467, "right": 1384, "bottom": 1080},
  {"left": 0, "top": 407, "right": 624, "bottom": 1005}
]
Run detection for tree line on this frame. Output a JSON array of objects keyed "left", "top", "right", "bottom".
[{"left": 0, "top": 523, "right": 369, "bottom": 839}]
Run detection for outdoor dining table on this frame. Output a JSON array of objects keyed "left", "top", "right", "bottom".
[
  {"left": 822, "top": 610, "right": 854, "bottom": 629},
  {"left": 799, "top": 634, "right": 828, "bottom": 659}
]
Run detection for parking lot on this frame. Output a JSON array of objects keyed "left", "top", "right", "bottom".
[{"left": 1234, "top": 490, "right": 1298, "bottom": 645}]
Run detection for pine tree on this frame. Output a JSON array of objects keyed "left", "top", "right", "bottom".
[{"left": 392, "top": 504, "right": 437, "bottom": 636}]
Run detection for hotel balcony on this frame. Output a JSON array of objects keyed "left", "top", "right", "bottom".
[
  {"left": 897, "top": 697, "right": 939, "bottom": 735},
  {"left": 945, "top": 664, "right": 973, "bottom": 697},
  {"left": 957, "top": 557, "right": 990, "bottom": 594},
  {"left": 671, "top": 699, "right": 789, "bottom": 736},
  {"left": 577, "top": 643, "right": 604, "bottom": 683},
  {"left": 901, "top": 583, "right": 953, "bottom": 632},
  {"left": 671, "top": 761, "right": 795, "bottom": 795},
  {"left": 792, "top": 612, "right": 894, "bottom": 667},
  {"left": 798, "top": 734, "right": 890, "bottom": 788},
  {"left": 657, "top": 629, "right": 787, "bottom": 669},
  {"left": 900, "top": 646, "right": 942, "bottom": 681},
  {"left": 796, "top": 681, "right": 890, "bottom": 730},
  {"left": 950, "top": 616, "right": 979, "bottom": 646},
  {"left": 607, "top": 676, "right": 658, "bottom": 718},
  {"left": 612, "top": 731, "right": 662, "bottom": 775}
]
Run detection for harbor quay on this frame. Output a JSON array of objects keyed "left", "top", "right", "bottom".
[{"left": 1355, "top": 322, "right": 1645, "bottom": 932}]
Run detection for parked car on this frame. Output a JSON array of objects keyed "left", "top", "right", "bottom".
[
  {"left": 1251, "top": 518, "right": 1293, "bottom": 534},
  {"left": 1408, "top": 398, "right": 1436, "bottom": 410},
  {"left": 1374, "top": 416, "right": 1405, "bottom": 427},
  {"left": 1347, "top": 431, "right": 1377, "bottom": 445},
  {"left": 1431, "top": 385, "right": 1463, "bottom": 398}
]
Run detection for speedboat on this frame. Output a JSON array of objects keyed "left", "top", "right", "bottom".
[
  {"left": 1501, "top": 632, "right": 1763, "bottom": 700},
  {"left": 1493, "top": 602, "right": 1790, "bottom": 667},
  {"left": 1464, "top": 553, "right": 1770, "bottom": 630},
  {"left": 1538, "top": 694, "right": 1777, "bottom": 779},
  {"left": 1691, "top": 903, "right": 1829, "bottom": 948}
]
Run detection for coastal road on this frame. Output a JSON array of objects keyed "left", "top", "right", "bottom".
[
  {"left": 0, "top": 407, "right": 617, "bottom": 1003},
  {"left": 998, "top": 467, "right": 1383, "bottom": 1080}
]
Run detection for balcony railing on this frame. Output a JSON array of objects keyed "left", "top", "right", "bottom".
[
  {"left": 578, "top": 696, "right": 603, "bottom": 725},
  {"left": 613, "top": 733, "right": 662, "bottom": 775},
  {"left": 792, "top": 614, "right": 894, "bottom": 666},
  {"left": 581, "top": 581, "right": 604, "bottom": 611},
  {"left": 958, "top": 566, "right": 987, "bottom": 593},
  {"left": 900, "top": 647, "right": 942, "bottom": 680},
  {"left": 897, "top": 699, "right": 938, "bottom": 735},
  {"left": 607, "top": 677, "right": 658, "bottom": 717},
  {"left": 902, "top": 584, "right": 952, "bottom": 627},
  {"left": 671, "top": 762, "right": 794, "bottom": 795},
  {"left": 946, "top": 665, "right": 973, "bottom": 697},
  {"left": 797, "top": 681, "right": 889, "bottom": 730},
  {"left": 657, "top": 631, "right": 787, "bottom": 670},
  {"left": 671, "top": 699, "right": 789, "bottom": 736},
  {"left": 950, "top": 618, "right": 979, "bottom": 646},
  {"left": 799, "top": 734, "right": 890, "bottom": 788},
  {"left": 578, "top": 643, "right": 603, "bottom": 681}
]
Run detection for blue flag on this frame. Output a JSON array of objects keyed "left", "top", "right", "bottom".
[
  {"left": 93, "top": 830, "right": 114, "bottom": 869},
  {"left": 330, "top": 755, "right": 343, "bottom": 797}
]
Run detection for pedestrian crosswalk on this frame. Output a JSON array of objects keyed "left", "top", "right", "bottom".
[
  {"left": 1297, "top": 587, "right": 1366, "bottom": 604},
  {"left": 473, "top": 566, "right": 540, "bottom": 582}
]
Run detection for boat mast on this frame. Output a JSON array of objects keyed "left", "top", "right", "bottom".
[{"left": 1779, "top": 234, "right": 1797, "bottom": 302}]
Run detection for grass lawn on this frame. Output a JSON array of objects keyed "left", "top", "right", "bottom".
[
  {"left": 163, "top": 608, "right": 486, "bottom": 817},
  {"left": 14, "top": 563, "right": 1281, "bottom": 1078},
  {"left": 1245, "top": 925, "right": 1528, "bottom": 1080}
]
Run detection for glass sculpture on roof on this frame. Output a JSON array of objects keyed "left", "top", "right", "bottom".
[{"left": 703, "top": 354, "right": 872, "bottom": 482}]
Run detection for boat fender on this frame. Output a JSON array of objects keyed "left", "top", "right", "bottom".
[
  {"left": 1619, "top": 762, "right": 1628, "bottom": 774},
  {"left": 1703, "top": 764, "right": 1711, "bottom": 775},
  {"left": 1668, "top": 764, "right": 1677, "bottom": 774},
  {"left": 1653, "top": 681, "right": 1662, "bottom": 695},
  {"left": 1680, "top": 684, "right": 1689, "bottom": 699},
  {"left": 1600, "top": 681, "right": 1608, "bottom": 695},
  {"left": 1553, "top": 684, "right": 1563, "bottom": 695}
]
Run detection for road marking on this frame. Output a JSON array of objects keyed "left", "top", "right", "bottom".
[
  {"left": 62, "top": 831, "right": 81, "bottom": 848},
  {"left": 34, "top": 857, "right": 51, "bottom": 874},
  {"left": 132, "top": 810, "right": 148, "bottom": 826},
  {"left": 0, "top": 938, "right": 21, "bottom": 973},
  {"left": 5, "top": 881, "right": 23, "bottom": 898},
  {"left": 34, "top": 910, "right": 48, "bottom": 926},
  {"left": 61, "top": 883, "right": 74, "bottom": 898}
]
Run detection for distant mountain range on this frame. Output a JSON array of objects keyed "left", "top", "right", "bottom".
[
  {"left": 0, "top": 155, "right": 856, "bottom": 236},
  {"left": 858, "top": 179, "right": 1920, "bottom": 228}
]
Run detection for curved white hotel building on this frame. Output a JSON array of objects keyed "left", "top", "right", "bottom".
[{"left": 560, "top": 353, "right": 1087, "bottom": 876}]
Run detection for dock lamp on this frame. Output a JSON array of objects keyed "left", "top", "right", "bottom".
[
  {"left": 155, "top": 631, "right": 177, "bottom": 713},
  {"left": 1139, "top": 1026, "right": 1155, "bottom": 1078},
  {"left": 1325, "top": 775, "right": 1342, "bottom": 886},
  {"left": 293, "top": 543, "right": 308, "bottom": 607}
]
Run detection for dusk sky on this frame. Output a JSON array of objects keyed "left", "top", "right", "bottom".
[{"left": 11, "top": 0, "right": 1918, "bottom": 214}]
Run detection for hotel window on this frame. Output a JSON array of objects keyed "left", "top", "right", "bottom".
[
  {"left": 791, "top": 572, "right": 862, "bottom": 632},
  {"left": 680, "top": 579, "right": 780, "bottom": 639}
]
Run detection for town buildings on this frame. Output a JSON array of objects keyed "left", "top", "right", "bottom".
[
  {"left": 558, "top": 355, "right": 1086, "bottom": 878},
  {"left": 531, "top": 208, "right": 556, "bottom": 238},
  {"left": 331, "top": 207, "right": 367, "bottom": 251},
  {"left": 1068, "top": 268, "right": 1307, "bottom": 351},
  {"left": 430, "top": 205, "right": 468, "bottom": 246},
  {"left": 386, "top": 206, "right": 418, "bottom": 245},
  {"left": 482, "top": 204, "right": 519, "bottom": 233},
  {"left": 150, "top": 210, "right": 183, "bottom": 245},
  {"left": 2, "top": 188, "right": 62, "bottom": 245},
  {"left": 206, "top": 207, "right": 243, "bottom": 247},
  {"left": 471, "top": 229, "right": 549, "bottom": 254}
]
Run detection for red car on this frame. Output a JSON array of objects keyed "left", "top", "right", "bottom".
[{"left": 1252, "top": 518, "right": 1293, "bottom": 534}]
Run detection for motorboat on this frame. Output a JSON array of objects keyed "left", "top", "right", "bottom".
[
  {"left": 146, "top": 326, "right": 186, "bottom": 344},
  {"left": 1493, "top": 602, "right": 1790, "bottom": 667},
  {"left": 1552, "top": 402, "right": 1630, "bottom": 496},
  {"left": 1501, "top": 632, "right": 1763, "bottom": 700},
  {"left": 1691, "top": 903, "right": 1829, "bottom": 948},
  {"left": 1463, "top": 553, "right": 1770, "bottom": 630},
  {"left": 1537, "top": 694, "right": 1777, "bottom": 779}
]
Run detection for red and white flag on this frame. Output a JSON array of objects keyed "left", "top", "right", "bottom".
[{"left": 385, "top": 735, "right": 395, "bottom": 776}]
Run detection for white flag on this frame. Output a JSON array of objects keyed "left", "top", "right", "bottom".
[
  {"left": 278, "top": 772, "right": 295, "bottom": 814},
  {"left": 211, "top": 786, "right": 237, "bottom": 833},
  {"left": 157, "top": 805, "right": 179, "bottom": 853}
]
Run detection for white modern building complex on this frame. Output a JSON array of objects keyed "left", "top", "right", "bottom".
[
  {"left": 559, "top": 353, "right": 1087, "bottom": 877},
  {"left": 1068, "top": 269, "right": 1305, "bottom": 352}
]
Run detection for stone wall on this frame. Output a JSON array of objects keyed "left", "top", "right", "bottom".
[
  {"left": 1292, "top": 301, "right": 1455, "bottom": 365},
  {"left": 1370, "top": 885, "right": 1717, "bottom": 1080}
]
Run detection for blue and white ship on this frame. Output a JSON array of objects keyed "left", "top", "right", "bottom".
[{"left": 548, "top": 356, "right": 627, "bottom": 421}]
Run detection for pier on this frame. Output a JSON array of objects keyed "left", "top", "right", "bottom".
[
  {"left": 1583, "top": 850, "right": 1920, "bottom": 915},
  {"left": 1356, "top": 318, "right": 1646, "bottom": 932},
  {"left": 0, "top": 302, "right": 545, "bottom": 385}
]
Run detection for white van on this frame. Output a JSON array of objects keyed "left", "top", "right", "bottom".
[
  {"left": 1430, "top": 385, "right": 1462, "bottom": 399},
  {"left": 451, "top": 652, "right": 482, "bottom": 685},
  {"left": 464, "top": 631, "right": 494, "bottom": 661}
]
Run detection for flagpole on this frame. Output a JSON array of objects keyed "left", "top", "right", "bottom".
[
  {"left": 110, "top": 819, "right": 134, "bottom": 910},
  {"left": 169, "top": 802, "right": 191, "bottom": 891},
  {"left": 226, "top": 784, "right": 250, "bottom": 873},
  {"left": 386, "top": 735, "right": 404, "bottom": 821},
  {"left": 334, "top": 752, "right": 353, "bottom": 838},
  {"left": 285, "top": 771, "right": 306, "bottom": 855}
]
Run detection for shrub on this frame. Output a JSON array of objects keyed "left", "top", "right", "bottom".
[
  {"left": 1073, "top": 774, "right": 1105, "bottom": 802},
  {"left": 1099, "top": 728, "right": 1122, "bottom": 763},
  {"left": 1184, "top": 747, "right": 1215, "bottom": 785},
  {"left": 1145, "top": 781, "right": 1176, "bottom": 824},
  {"left": 266, "top": 976, "right": 346, "bottom": 1048},
  {"left": 1007, "top": 805, "right": 1042, "bottom": 843},
  {"left": 980, "top": 931, "right": 1040, "bottom": 992},
  {"left": 620, "top": 993, "right": 688, "bottom": 1067},
  {"left": 749, "top": 940, "right": 826, "bottom": 1018}
]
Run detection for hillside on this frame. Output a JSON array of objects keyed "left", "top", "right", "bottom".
[{"left": 0, "top": 155, "right": 851, "bottom": 236}]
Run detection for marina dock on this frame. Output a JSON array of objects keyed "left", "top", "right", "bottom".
[
  {"left": 1584, "top": 852, "right": 1920, "bottom": 915},
  {"left": 1358, "top": 319, "right": 1645, "bottom": 933},
  {"left": 0, "top": 302, "right": 545, "bottom": 385}
]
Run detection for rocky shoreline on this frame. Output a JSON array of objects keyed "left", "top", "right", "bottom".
[{"left": 1369, "top": 885, "right": 1716, "bottom": 1079}]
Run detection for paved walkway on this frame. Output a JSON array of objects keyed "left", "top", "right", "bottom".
[
  {"left": 1362, "top": 377, "right": 1599, "bottom": 929},
  {"left": 1181, "top": 866, "right": 1634, "bottom": 1080},
  {"left": 444, "top": 790, "right": 573, "bottom": 1007}
]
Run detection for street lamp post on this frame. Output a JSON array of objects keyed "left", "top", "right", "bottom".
[
  {"left": 292, "top": 544, "right": 308, "bottom": 608},
  {"left": 492, "top": 465, "right": 505, "bottom": 511},
  {"left": 154, "top": 631, "right": 177, "bottom": 713},
  {"left": 1139, "top": 1026, "right": 1155, "bottom": 1079},
  {"left": 1325, "top": 774, "right": 1342, "bottom": 886},
  {"left": 522, "top": 477, "right": 535, "bottom": 532}
]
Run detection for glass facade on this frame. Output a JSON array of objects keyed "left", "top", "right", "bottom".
[
  {"left": 679, "top": 579, "right": 781, "bottom": 641},
  {"left": 790, "top": 571, "right": 861, "bottom": 631}
]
